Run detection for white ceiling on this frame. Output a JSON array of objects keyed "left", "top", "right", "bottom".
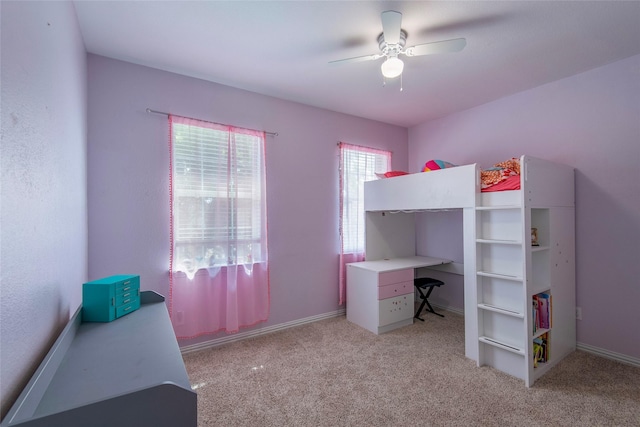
[{"left": 73, "top": 1, "right": 640, "bottom": 128}]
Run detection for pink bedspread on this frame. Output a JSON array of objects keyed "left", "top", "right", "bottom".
[
  {"left": 481, "top": 175, "right": 521, "bottom": 192},
  {"left": 481, "top": 158, "right": 521, "bottom": 192}
]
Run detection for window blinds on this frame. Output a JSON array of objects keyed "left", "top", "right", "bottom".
[
  {"left": 340, "top": 143, "right": 391, "bottom": 253},
  {"left": 171, "top": 119, "right": 266, "bottom": 270}
]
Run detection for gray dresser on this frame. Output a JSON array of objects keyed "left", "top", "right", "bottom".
[{"left": 1, "top": 291, "right": 197, "bottom": 427}]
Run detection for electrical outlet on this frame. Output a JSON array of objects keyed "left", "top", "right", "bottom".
[{"left": 576, "top": 307, "right": 582, "bottom": 320}]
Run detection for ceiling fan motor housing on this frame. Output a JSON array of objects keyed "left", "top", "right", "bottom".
[{"left": 377, "top": 29, "right": 407, "bottom": 56}]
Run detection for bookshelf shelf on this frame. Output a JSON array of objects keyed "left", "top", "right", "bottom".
[
  {"left": 531, "top": 245, "right": 549, "bottom": 252},
  {"left": 533, "top": 328, "right": 550, "bottom": 339},
  {"left": 530, "top": 286, "right": 551, "bottom": 297},
  {"left": 532, "top": 360, "right": 554, "bottom": 380},
  {"left": 476, "top": 238, "right": 522, "bottom": 245}
]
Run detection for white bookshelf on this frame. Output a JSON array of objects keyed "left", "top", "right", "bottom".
[{"left": 472, "top": 156, "right": 575, "bottom": 387}]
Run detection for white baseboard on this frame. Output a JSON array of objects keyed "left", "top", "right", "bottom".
[
  {"left": 180, "top": 308, "right": 346, "bottom": 355},
  {"left": 577, "top": 342, "right": 640, "bottom": 368},
  {"left": 436, "top": 304, "right": 465, "bottom": 316}
]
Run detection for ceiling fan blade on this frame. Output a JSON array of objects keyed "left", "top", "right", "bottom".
[
  {"left": 329, "top": 53, "right": 383, "bottom": 65},
  {"left": 381, "top": 10, "right": 402, "bottom": 45},
  {"left": 404, "top": 38, "right": 467, "bottom": 57}
]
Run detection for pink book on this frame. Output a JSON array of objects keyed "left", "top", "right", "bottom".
[{"left": 537, "top": 294, "right": 550, "bottom": 329}]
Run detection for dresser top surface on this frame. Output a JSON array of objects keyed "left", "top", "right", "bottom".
[{"left": 34, "top": 301, "right": 190, "bottom": 417}]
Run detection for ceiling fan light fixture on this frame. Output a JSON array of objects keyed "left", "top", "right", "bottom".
[{"left": 381, "top": 56, "right": 404, "bottom": 79}]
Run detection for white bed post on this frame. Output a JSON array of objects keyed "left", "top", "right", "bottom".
[
  {"left": 463, "top": 207, "right": 479, "bottom": 362},
  {"left": 463, "top": 164, "right": 481, "bottom": 362}
]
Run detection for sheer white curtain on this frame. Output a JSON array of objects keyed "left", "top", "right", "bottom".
[
  {"left": 338, "top": 142, "right": 391, "bottom": 305},
  {"left": 169, "top": 115, "right": 269, "bottom": 338}
]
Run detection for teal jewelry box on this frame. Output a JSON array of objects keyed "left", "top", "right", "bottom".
[{"left": 82, "top": 275, "right": 141, "bottom": 322}]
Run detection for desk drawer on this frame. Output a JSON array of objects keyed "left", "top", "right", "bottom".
[
  {"left": 378, "top": 281, "right": 413, "bottom": 300},
  {"left": 378, "top": 269, "right": 413, "bottom": 287},
  {"left": 378, "top": 294, "right": 413, "bottom": 326}
]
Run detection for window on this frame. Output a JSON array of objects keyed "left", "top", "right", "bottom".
[
  {"left": 171, "top": 116, "right": 267, "bottom": 276},
  {"left": 338, "top": 142, "right": 391, "bottom": 305},
  {"left": 339, "top": 143, "right": 391, "bottom": 253},
  {"left": 169, "top": 115, "right": 270, "bottom": 337}
]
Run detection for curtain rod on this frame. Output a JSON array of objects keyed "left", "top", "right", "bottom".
[{"left": 146, "top": 108, "right": 278, "bottom": 137}]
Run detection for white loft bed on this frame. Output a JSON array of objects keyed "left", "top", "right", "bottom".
[
  {"left": 361, "top": 155, "right": 575, "bottom": 386},
  {"left": 365, "top": 155, "right": 574, "bottom": 211},
  {"left": 364, "top": 162, "right": 479, "bottom": 212},
  {"left": 363, "top": 162, "right": 478, "bottom": 262}
]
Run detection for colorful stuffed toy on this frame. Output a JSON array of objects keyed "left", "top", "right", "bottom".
[{"left": 423, "top": 159, "right": 456, "bottom": 172}]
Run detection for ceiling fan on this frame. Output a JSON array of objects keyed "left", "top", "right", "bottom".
[{"left": 330, "top": 10, "right": 466, "bottom": 81}]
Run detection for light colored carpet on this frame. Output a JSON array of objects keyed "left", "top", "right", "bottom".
[{"left": 183, "top": 312, "right": 640, "bottom": 426}]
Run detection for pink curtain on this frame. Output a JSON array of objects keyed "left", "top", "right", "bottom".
[
  {"left": 170, "top": 265, "right": 270, "bottom": 338},
  {"left": 338, "top": 252, "right": 365, "bottom": 306},
  {"left": 169, "top": 115, "right": 269, "bottom": 338},
  {"left": 338, "top": 142, "right": 391, "bottom": 305}
]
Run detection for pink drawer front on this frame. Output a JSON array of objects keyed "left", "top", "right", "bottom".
[
  {"left": 378, "top": 269, "right": 413, "bottom": 287},
  {"left": 378, "top": 281, "right": 414, "bottom": 300}
]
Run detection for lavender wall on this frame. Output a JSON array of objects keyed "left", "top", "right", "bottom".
[
  {"left": 0, "top": 1, "right": 88, "bottom": 418},
  {"left": 409, "top": 55, "right": 640, "bottom": 359},
  {"left": 87, "top": 55, "right": 408, "bottom": 347}
]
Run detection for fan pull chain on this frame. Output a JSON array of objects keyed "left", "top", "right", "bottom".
[{"left": 400, "top": 74, "right": 403, "bottom": 91}]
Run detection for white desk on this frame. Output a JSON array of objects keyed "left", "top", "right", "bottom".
[
  {"left": 347, "top": 256, "right": 451, "bottom": 273},
  {"left": 346, "top": 256, "right": 451, "bottom": 334}
]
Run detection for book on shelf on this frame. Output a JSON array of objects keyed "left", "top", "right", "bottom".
[
  {"left": 532, "top": 298, "right": 538, "bottom": 334},
  {"left": 533, "top": 332, "right": 549, "bottom": 367},
  {"left": 538, "top": 293, "right": 550, "bottom": 329},
  {"left": 532, "top": 292, "right": 552, "bottom": 333}
]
